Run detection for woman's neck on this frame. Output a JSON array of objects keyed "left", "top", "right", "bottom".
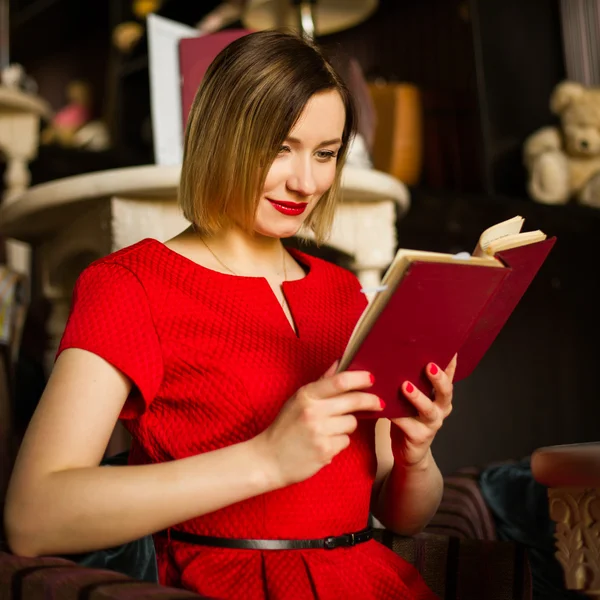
[{"left": 179, "top": 226, "right": 287, "bottom": 278}]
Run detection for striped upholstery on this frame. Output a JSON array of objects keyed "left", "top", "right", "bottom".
[
  {"left": 375, "top": 531, "right": 532, "bottom": 600},
  {"left": 0, "top": 551, "right": 206, "bottom": 599},
  {"left": 372, "top": 467, "right": 531, "bottom": 600},
  {"left": 425, "top": 467, "right": 497, "bottom": 541}
]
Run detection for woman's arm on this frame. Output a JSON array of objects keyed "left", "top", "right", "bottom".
[
  {"left": 4, "top": 348, "right": 278, "bottom": 557},
  {"left": 371, "top": 419, "right": 443, "bottom": 535},
  {"left": 4, "top": 349, "right": 382, "bottom": 558},
  {"left": 370, "top": 357, "right": 456, "bottom": 535}
]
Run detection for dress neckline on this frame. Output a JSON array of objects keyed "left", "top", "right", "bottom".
[
  {"left": 143, "top": 238, "right": 315, "bottom": 286},
  {"left": 142, "top": 238, "right": 320, "bottom": 339}
]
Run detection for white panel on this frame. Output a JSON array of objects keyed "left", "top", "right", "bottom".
[{"left": 147, "top": 14, "right": 198, "bottom": 166}]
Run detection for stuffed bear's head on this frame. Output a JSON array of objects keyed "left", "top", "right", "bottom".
[{"left": 551, "top": 81, "right": 600, "bottom": 157}]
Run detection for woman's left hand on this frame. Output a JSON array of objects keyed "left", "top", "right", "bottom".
[{"left": 390, "top": 355, "right": 457, "bottom": 467}]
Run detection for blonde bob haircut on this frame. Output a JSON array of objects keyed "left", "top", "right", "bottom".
[{"left": 179, "top": 30, "right": 357, "bottom": 245}]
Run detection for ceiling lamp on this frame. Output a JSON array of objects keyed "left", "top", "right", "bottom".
[{"left": 242, "top": 0, "right": 378, "bottom": 39}]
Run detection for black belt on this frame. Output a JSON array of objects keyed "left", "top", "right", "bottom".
[{"left": 157, "top": 526, "right": 373, "bottom": 550}]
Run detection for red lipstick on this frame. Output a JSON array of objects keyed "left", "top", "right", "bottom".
[{"left": 267, "top": 199, "right": 307, "bottom": 216}]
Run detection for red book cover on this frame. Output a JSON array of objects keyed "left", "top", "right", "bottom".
[
  {"left": 346, "top": 238, "right": 555, "bottom": 419},
  {"left": 454, "top": 237, "right": 556, "bottom": 381},
  {"left": 179, "top": 30, "right": 251, "bottom": 131}
]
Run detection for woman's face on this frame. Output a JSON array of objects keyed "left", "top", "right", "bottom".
[{"left": 254, "top": 90, "right": 346, "bottom": 238}]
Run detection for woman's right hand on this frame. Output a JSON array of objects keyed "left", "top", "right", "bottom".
[{"left": 253, "top": 364, "right": 383, "bottom": 488}]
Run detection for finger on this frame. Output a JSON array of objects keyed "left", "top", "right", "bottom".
[
  {"left": 445, "top": 354, "right": 458, "bottom": 382},
  {"left": 426, "top": 363, "right": 453, "bottom": 408},
  {"left": 322, "top": 391, "right": 384, "bottom": 416},
  {"left": 307, "top": 370, "right": 374, "bottom": 400},
  {"left": 323, "top": 414, "right": 359, "bottom": 436},
  {"left": 391, "top": 415, "right": 433, "bottom": 443},
  {"left": 316, "top": 434, "right": 352, "bottom": 466},
  {"left": 401, "top": 381, "right": 439, "bottom": 423},
  {"left": 321, "top": 360, "right": 340, "bottom": 379},
  {"left": 330, "top": 434, "right": 351, "bottom": 457}
]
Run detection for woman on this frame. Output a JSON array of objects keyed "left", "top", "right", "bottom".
[{"left": 4, "top": 31, "right": 455, "bottom": 599}]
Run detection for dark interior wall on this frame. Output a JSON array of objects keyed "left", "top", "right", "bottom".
[
  {"left": 325, "top": 0, "right": 566, "bottom": 196},
  {"left": 323, "top": 0, "right": 484, "bottom": 192},
  {"left": 323, "top": 0, "right": 475, "bottom": 90},
  {"left": 470, "top": 0, "right": 566, "bottom": 197}
]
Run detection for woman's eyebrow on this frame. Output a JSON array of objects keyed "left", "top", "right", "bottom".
[{"left": 286, "top": 136, "right": 342, "bottom": 146}]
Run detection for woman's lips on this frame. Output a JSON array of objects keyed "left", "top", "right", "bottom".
[{"left": 267, "top": 199, "right": 308, "bottom": 216}]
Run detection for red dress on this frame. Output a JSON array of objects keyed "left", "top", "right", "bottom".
[{"left": 58, "top": 239, "right": 437, "bottom": 600}]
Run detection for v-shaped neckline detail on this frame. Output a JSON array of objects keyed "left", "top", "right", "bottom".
[
  {"left": 276, "top": 281, "right": 299, "bottom": 338},
  {"left": 145, "top": 239, "right": 316, "bottom": 340}
]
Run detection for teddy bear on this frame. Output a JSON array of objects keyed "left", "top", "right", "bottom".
[{"left": 524, "top": 80, "right": 600, "bottom": 208}]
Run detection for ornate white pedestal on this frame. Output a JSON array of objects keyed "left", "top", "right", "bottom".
[
  {"left": 532, "top": 443, "right": 600, "bottom": 598},
  {"left": 0, "top": 163, "right": 409, "bottom": 372}
]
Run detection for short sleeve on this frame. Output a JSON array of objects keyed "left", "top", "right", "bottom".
[{"left": 57, "top": 262, "right": 164, "bottom": 419}]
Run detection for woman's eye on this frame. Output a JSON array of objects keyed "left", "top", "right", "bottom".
[
  {"left": 316, "top": 150, "right": 337, "bottom": 161},
  {"left": 278, "top": 145, "right": 291, "bottom": 154}
]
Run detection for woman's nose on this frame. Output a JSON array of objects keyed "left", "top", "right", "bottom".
[{"left": 287, "top": 157, "right": 318, "bottom": 196}]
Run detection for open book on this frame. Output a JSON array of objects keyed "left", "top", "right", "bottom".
[{"left": 339, "top": 216, "right": 554, "bottom": 419}]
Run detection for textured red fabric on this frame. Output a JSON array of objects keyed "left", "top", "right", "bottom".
[{"left": 58, "top": 239, "right": 437, "bottom": 600}]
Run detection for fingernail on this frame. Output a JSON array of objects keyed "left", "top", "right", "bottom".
[
  {"left": 405, "top": 382, "right": 414, "bottom": 394},
  {"left": 369, "top": 373, "right": 375, "bottom": 385},
  {"left": 379, "top": 398, "right": 386, "bottom": 409},
  {"left": 429, "top": 363, "right": 439, "bottom": 375}
]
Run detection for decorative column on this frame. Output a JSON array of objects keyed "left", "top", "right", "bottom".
[
  {"left": 0, "top": 87, "right": 51, "bottom": 203},
  {"left": 0, "top": 87, "right": 51, "bottom": 281}
]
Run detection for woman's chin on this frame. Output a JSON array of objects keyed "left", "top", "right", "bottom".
[{"left": 254, "top": 222, "right": 304, "bottom": 239}]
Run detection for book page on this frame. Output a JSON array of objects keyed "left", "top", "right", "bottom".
[
  {"left": 473, "top": 215, "right": 546, "bottom": 257},
  {"left": 481, "top": 230, "right": 547, "bottom": 256},
  {"left": 473, "top": 216, "right": 524, "bottom": 257}
]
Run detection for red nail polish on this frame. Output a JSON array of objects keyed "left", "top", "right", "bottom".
[
  {"left": 379, "top": 398, "right": 386, "bottom": 409},
  {"left": 429, "top": 364, "right": 439, "bottom": 375},
  {"left": 369, "top": 373, "right": 375, "bottom": 385},
  {"left": 406, "top": 382, "right": 414, "bottom": 394}
]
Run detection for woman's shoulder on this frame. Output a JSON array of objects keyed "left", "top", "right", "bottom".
[
  {"left": 71, "top": 239, "right": 167, "bottom": 300},
  {"left": 86, "top": 239, "right": 159, "bottom": 274}
]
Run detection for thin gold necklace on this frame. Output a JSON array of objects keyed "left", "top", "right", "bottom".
[{"left": 200, "top": 238, "right": 288, "bottom": 308}]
